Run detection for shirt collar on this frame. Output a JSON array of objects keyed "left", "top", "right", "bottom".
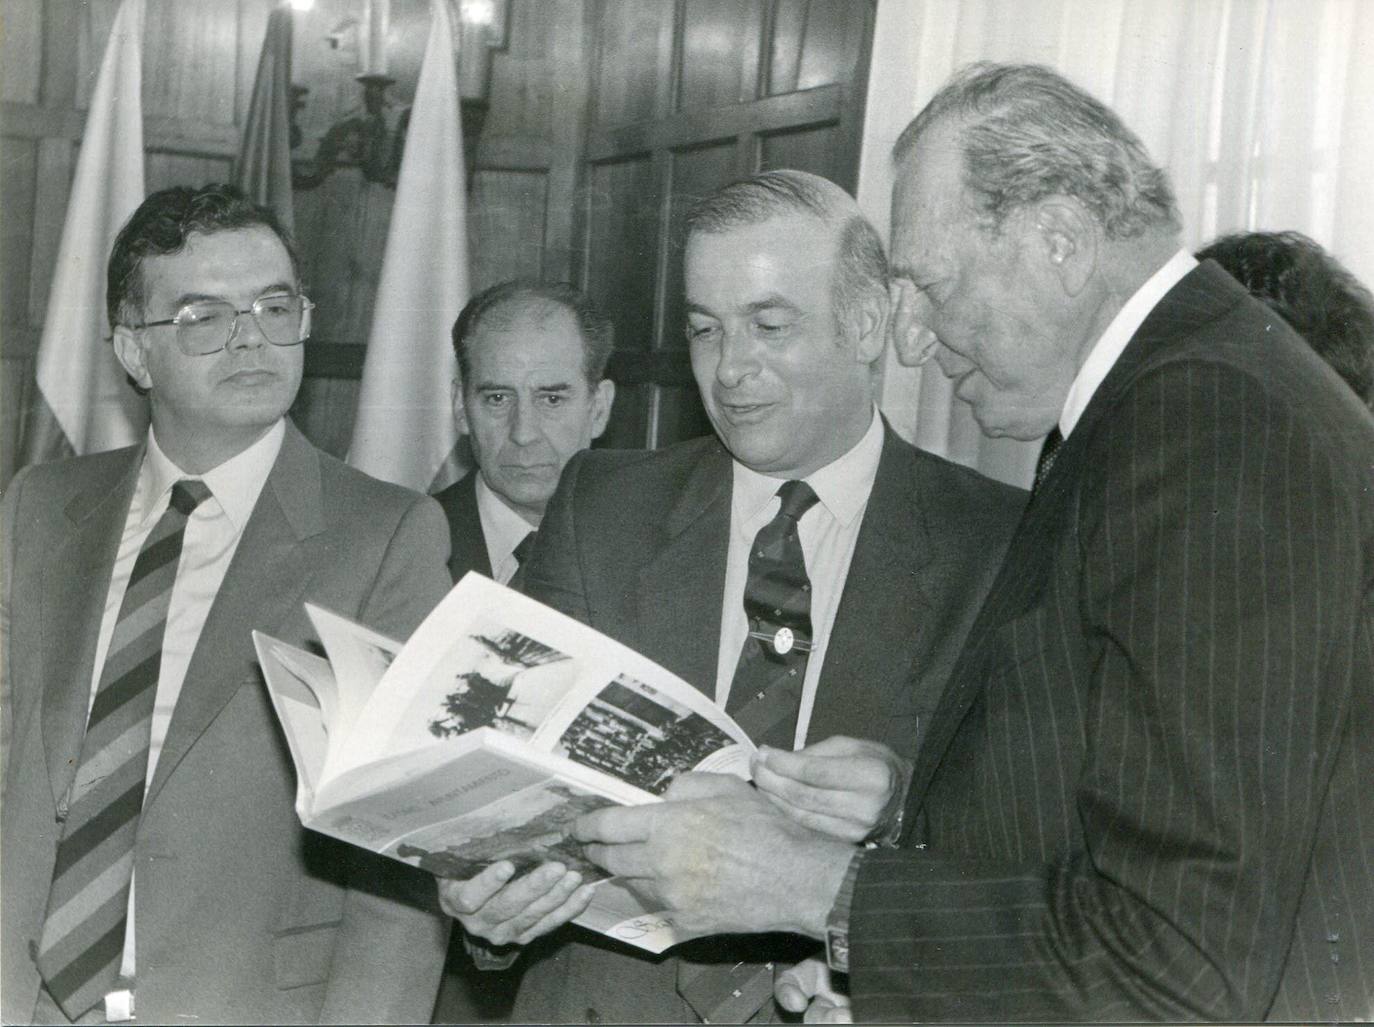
[
  {"left": 732, "top": 406, "right": 884, "bottom": 532},
  {"left": 138, "top": 419, "right": 286, "bottom": 531},
  {"left": 475, "top": 473, "right": 538, "bottom": 564},
  {"left": 1059, "top": 249, "right": 1197, "bottom": 438}
]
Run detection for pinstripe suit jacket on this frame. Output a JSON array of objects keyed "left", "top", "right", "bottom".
[
  {"left": 510, "top": 424, "right": 1025, "bottom": 1024},
  {"left": 849, "top": 262, "right": 1374, "bottom": 1022}
]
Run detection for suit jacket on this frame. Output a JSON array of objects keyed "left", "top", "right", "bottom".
[
  {"left": 1, "top": 422, "right": 454, "bottom": 1025},
  {"left": 849, "top": 263, "right": 1374, "bottom": 1022},
  {"left": 433, "top": 471, "right": 492, "bottom": 582},
  {"left": 512, "top": 422, "right": 1026, "bottom": 1024}
]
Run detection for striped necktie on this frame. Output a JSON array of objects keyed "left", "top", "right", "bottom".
[{"left": 36, "top": 479, "right": 212, "bottom": 1018}]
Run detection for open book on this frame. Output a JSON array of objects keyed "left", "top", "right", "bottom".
[{"left": 252, "top": 572, "right": 754, "bottom": 954}]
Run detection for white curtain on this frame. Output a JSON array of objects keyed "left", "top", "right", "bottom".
[{"left": 861, "top": 0, "right": 1374, "bottom": 488}]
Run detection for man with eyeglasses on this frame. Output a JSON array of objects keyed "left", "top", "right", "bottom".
[{"left": 1, "top": 184, "right": 453, "bottom": 1025}]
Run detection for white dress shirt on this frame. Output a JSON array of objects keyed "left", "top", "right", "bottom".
[
  {"left": 86, "top": 419, "right": 285, "bottom": 979},
  {"left": 714, "top": 408, "right": 884, "bottom": 749},
  {"left": 475, "top": 475, "right": 538, "bottom": 585},
  {"left": 1059, "top": 249, "right": 1198, "bottom": 437}
]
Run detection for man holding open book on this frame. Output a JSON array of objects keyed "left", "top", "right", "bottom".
[{"left": 436, "top": 170, "right": 1025, "bottom": 1023}]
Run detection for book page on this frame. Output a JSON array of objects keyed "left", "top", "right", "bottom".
[
  {"left": 542, "top": 671, "right": 753, "bottom": 796},
  {"left": 305, "top": 604, "right": 403, "bottom": 742},
  {"left": 346, "top": 576, "right": 724, "bottom": 764},
  {"left": 310, "top": 731, "right": 649, "bottom": 858},
  {"left": 252, "top": 631, "right": 330, "bottom": 815}
]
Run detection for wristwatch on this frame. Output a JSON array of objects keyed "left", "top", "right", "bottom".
[{"left": 824, "top": 849, "right": 863, "bottom": 973}]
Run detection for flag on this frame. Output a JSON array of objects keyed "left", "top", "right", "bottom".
[
  {"left": 233, "top": 4, "right": 295, "bottom": 233},
  {"left": 349, "top": 0, "right": 468, "bottom": 493},
  {"left": 22, "top": 0, "right": 147, "bottom": 463}
]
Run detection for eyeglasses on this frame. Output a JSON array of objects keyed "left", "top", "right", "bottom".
[{"left": 129, "top": 293, "right": 314, "bottom": 356}]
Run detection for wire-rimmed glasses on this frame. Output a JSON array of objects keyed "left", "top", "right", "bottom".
[{"left": 128, "top": 293, "right": 314, "bottom": 356}]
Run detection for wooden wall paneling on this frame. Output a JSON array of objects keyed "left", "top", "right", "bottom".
[
  {"left": 759, "top": 120, "right": 846, "bottom": 189},
  {"left": 25, "top": 137, "right": 73, "bottom": 339},
  {"left": 584, "top": 155, "right": 660, "bottom": 351},
  {"left": 653, "top": 381, "right": 712, "bottom": 444},
  {"left": 143, "top": 0, "right": 241, "bottom": 127},
  {"left": 586, "top": 84, "right": 844, "bottom": 161},
  {"left": 539, "top": 0, "right": 590, "bottom": 281},
  {"left": 486, "top": 0, "right": 560, "bottom": 142},
  {"left": 290, "top": 375, "right": 360, "bottom": 459},
  {"left": 0, "top": 350, "right": 33, "bottom": 485},
  {"left": 678, "top": 0, "right": 764, "bottom": 111},
  {"left": 768, "top": 0, "right": 857, "bottom": 96},
  {"left": 592, "top": 0, "right": 673, "bottom": 127},
  {"left": 144, "top": 151, "right": 235, "bottom": 194},
  {"left": 469, "top": 168, "right": 548, "bottom": 291},
  {"left": 39, "top": 2, "right": 81, "bottom": 108},
  {"left": 1, "top": 0, "right": 42, "bottom": 105},
  {"left": 293, "top": 171, "right": 393, "bottom": 345},
  {"left": 474, "top": 0, "right": 591, "bottom": 284},
  {"left": 597, "top": 380, "right": 653, "bottom": 450},
  {"left": 2, "top": 135, "right": 38, "bottom": 331},
  {"left": 75, "top": 1, "right": 122, "bottom": 110}
]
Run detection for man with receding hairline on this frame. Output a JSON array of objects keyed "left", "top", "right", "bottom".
[
  {"left": 434, "top": 280, "right": 616, "bottom": 590},
  {"left": 430, "top": 280, "right": 615, "bottom": 1024},
  {"left": 433, "top": 169, "right": 1024, "bottom": 1023}
]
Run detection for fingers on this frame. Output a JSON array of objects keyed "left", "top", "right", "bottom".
[
  {"left": 511, "top": 881, "right": 597, "bottom": 946},
  {"left": 774, "top": 958, "right": 826, "bottom": 1012},
  {"left": 663, "top": 771, "right": 751, "bottom": 801},
  {"left": 436, "top": 860, "right": 519, "bottom": 917},
  {"left": 808, "top": 999, "right": 855, "bottom": 1024},
  {"left": 775, "top": 957, "right": 853, "bottom": 1023},
  {"left": 755, "top": 796, "right": 871, "bottom": 843},
  {"left": 756, "top": 744, "right": 894, "bottom": 793},
  {"left": 438, "top": 861, "right": 588, "bottom": 946}
]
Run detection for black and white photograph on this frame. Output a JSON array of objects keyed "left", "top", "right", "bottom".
[
  {"left": 2, "top": 0, "right": 1371, "bottom": 1025},
  {"left": 555, "top": 674, "right": 738, "bottom": 796},
  {"left": 391, "top": 781, "right": 616, "bottom": 883},
  {"left": 426, "top": 625, "right": 572, "bottom": 742}
]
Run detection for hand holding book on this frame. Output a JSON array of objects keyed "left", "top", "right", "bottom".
[{"left": 253, "top": 573, "right": 756, "bottom": 954}]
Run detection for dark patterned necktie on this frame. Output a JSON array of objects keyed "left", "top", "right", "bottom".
[
  {"left": 677, "top": 483, "right": 821, "bottom": 1023},
  {"left": 726, "top": 479, "right": 820, "bottom": 749},
  {"left": 1033, "top": 426, "right": 1064, "bottom": 494},
  {"left": 512, "top": 530, "right": 536, "bottom": 568},
  {"left": 36, "top": 479, "right": 211, "bottom": 1018}
]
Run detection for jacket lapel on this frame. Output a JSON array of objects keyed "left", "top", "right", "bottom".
[
  {"left": 40, "top": 450, "right": 143, "bottom": 809},
  {"left": 905, "top": 262, "right": 1244, "bottom": 809},
  {"left": 444, "top": 472, "right": 492, "bottom": 580},
  {"left": 808, "top": 425, "right": 933, "bottom": 745},
  {"left": 628, "top": 442, "right": 732, "bottom": 697},
  {"left": 144, "top": 424, "right": 325, "bottom": 810}
]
